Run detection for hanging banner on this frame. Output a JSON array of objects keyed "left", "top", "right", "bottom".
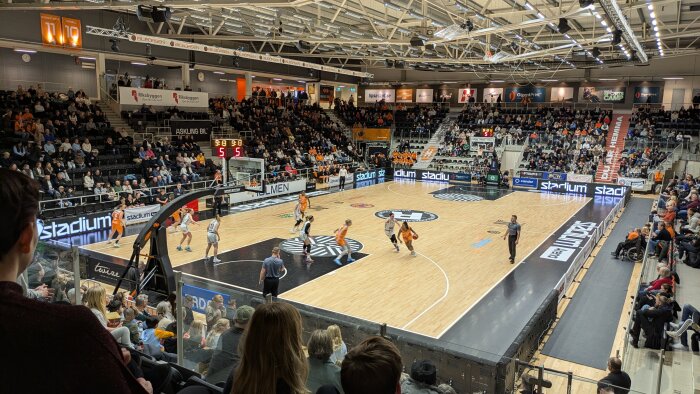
[
  {"left": 484, "top": 87, "right": 503, "bottom": 104},
  {"left": 415, "top": 89, "right": 433, "bottom": 103},
  {"left": 579, "top": 87, "right": 626, "bottom": 104},
  {"left": 170, "top": 120, "right": 213, "bottom": 142},
  {"left": 124, "top": 204, "right": 161, "bottom": 225},
  {"left": 119, "top": 87, "right": 208, "bottom": 108},
  {"left": 617, "top": 177, "right": 648, "bottom": 191},
  {"left": 364, "top": 89, "right": 395, "bottom": 103},
  {"left": 567, "top": 173, "right": 593, "bottom": 183},
  {"left": 319, "top": 85, "right": 333, "bottom": 102},
  {"left": 634, "top": 87, "right": 661, "bottom": 104},
  {"left": 396, "top": 88, "right": 413, "bottom": 103},
  {"left": 551, "top": 87, "right": 574, "bottom": 102},
  {"left": 504, "top": 87, "right": 546, "bottom": 103},
  {"left": 458, "top": 88, "right": 477, "bottom": 103}
]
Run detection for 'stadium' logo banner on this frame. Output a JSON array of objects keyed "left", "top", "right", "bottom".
[
  {"left": 40, "top": 212, "right": 112, "bottom": 240},
  {"left": 124, "top": 204, "right": 161, "bottom": 225},
  {"left": 540, "top": 221, "right": 598, "bottom": 262},
  {"left": 354, "top": 169, "right": 386, "bottom": 182},
  {"left": 538, "top": 181, "right": 627, "bottom": 197},
  {"left": 391, "top": 169, "right": 452, "bottom": 183}
]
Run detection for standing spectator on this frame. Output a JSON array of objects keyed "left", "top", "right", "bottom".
[
  {"left": 205, "top": 294, "right": 226, "bottom": 330},
  {"left": 306, "top": 329, "right": 344, "bottom": 393},
  {"left": 597, "top": 357, "right": 631, "bottom": 394},
  {"left": 341, "top": 336, "right": 403, "bottom": 394},
  {"left": 225, "top": 302, "right": 308, "bottom": 394},
  {"left": 328, "top": 325, "right": 348, "bottom": 364},
  {"left": 0, "top": 169, "right": 151, "bottom": 393},
  {"left": 207, "top": 304, "right": 255, "bottom": 384}
]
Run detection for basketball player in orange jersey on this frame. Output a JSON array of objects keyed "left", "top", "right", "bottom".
[
  {"left": 107, "top": 204, "right": 126, "bottom": 248},
  {"left": 168, "top": 206, "right": 184, "bottom": 233},
  {"left": 299, "top": 191, "right": 311, "bottom": 216},
  {"left": 334, "top": 219, "right": 354, "bottom": 266},
  {"left": 398, "top": 221, "right": 419, "bottom": 257}
]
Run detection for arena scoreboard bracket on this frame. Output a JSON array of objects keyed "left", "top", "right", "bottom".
[{"left": 211, "top": 138, "right": 245, "bottom": 158}]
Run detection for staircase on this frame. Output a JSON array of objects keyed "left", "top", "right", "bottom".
[
  {"left": 412, "top": 119, "right": 453, "bottom": 170},
  {"left": 325, "top": 109, "right": 354, "bottom": 141},
  {"left": 99, "top": 101, "right": 137, "bottom": 140},
  {"left": 594, "top": 114, "right": 630, "bottom": 183}
]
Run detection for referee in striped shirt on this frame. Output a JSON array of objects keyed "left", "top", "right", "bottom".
[{"left": 259, "top": 247, "right": 286, "bottom": 297}]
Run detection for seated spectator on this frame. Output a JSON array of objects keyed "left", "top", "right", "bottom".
[
  {"left": 206, "top": 304, "right": 255, "bottom": 384},
  {"left": 225, "top": 302, "right": 307, "bottom": 394},
  {"left": 123, "top": 307, "right": 142, "bottom": 346},
  {"left": 341, "top": 336, "right": 403, "bottom": 394},
  {"left": 0, "top": 169, "right": 150, "bottom": 393},
  {"left": 400, "top": 360, "right": 457, "bottom": 394},
  {"left": 667, "top": 303, "right": 700, "bottom": 350},
  {"left": 597, "top": 357, "right": 631, "bottom": 394},
  {"left": 611, "top": 228, "right": 642, "bottom": 259},
  {"left": 328, "top": 325, "right": 348, "bottom": 364},
  {"left": 205, "top": 318, "right": 230, "bottom": 349},
  {"left": 629, "top": 294, "right": 673, "bottom": 348},
  {"left": 306, "top": 329, "right": 343, "bottom": 393},
  {"left": 156, "top": 300, "right": 174, "bottom": 321},
  {"left": 85, "top": 285, "right": 133, "bottom": 348}
]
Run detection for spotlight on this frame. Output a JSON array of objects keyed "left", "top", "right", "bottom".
[
  {"left": 557, "top": 18, "right": 571, "bottom": 34},
  {"left": 579, "top": 0, "right": 594, "bottom": 8},
  {"left": 109, "top": 39, "right": 119, "bottom": 52},
  {"left": 460, "top": 19, "right": 474, "bottom": 32},
  {"left": 591, "top": 47, "right": 601, "bottom": 58},
  {"left": 612, "top": 29, "right": 622, "bottom": 45}
]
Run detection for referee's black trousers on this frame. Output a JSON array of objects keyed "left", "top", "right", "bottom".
[
  {"left": 508, "top": 235, "right": 517, "bottom": 261},
  {"left": 263, "top": 277, "right": 280, "bottom": 297}
]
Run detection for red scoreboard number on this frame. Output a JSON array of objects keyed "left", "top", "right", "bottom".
[{"left": 212, "top": 138, "right": 244, "bottom": 158}]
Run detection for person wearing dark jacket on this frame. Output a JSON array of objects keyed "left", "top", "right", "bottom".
[
  {"left": 630, "top": 294, "right": 674, "bottom": 349},
  {"left": 206, "top": 305, "right": 254, "bottom": 385},
  {"left": 597, "top": 357, "right": 631, "bottom": 394},
  {"left": 0, "top": 169, "right": 151, "bottom": 393}
]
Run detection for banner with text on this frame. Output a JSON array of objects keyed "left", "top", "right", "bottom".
[
  {"left": 170, "top": 120, "right": 213, "bottom": 142},
  {"left": 470, "top": 136, "right": 495, "bottom": 152},
  {"left": 415, "top": 89, "right": 433, "bottom": 103},
  {"left": 228, "top": 179, "right": 306, "bottom": 203},
  {"left": 633, "top": 86, "right": 661, "bottom": 104},
  {"left": 595, "top": 115, "right": 629, "bottom": 183},
  {"left": 579, "top": 86, "right": 626, "bottom": 104},
  {"left": 364, "top": 89, "right": 396, "bottom": 103},
  {"left": 617, "top": 177, "right": 649, "bottom": 191},
  {"left": 124, "top": 204, "right": 160, "bottom": 225},
  {"left": 504, "top": 87, "right": 546, "bottom": 103},
  {"left": 118, "top": 87, "right": 208, "bottom": 108}
]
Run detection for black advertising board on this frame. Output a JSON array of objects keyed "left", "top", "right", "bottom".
[{"left": 170, "top": 120, "right": 213, "bottom": 142}]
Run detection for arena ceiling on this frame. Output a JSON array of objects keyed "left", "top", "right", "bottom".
[{"left": 3, "top": 0, "right": 700, "bottom": 75}]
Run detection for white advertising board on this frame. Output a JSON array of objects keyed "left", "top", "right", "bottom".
[{"left": 119, "top": 87, "right": 209, "bottom": 108}]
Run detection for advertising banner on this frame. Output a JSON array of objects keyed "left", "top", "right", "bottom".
[
  {"left": 470, "top": 136, "right": 495, "bottom": 152},
  {"left": 118, "top": 87, "right": 209, "bottom": 108},
  {"left": 415, "top": 89, "right": 433, "bottom": 103},
  {"left": 458, "top": 88, "right": 477, "bottom": 103},
  {"left": 396, "top": 88, "right": 413, "bottom": 103},
  {"left": 124, "top": 204, "right": 160, "bottom": 225},
  {"left": 538, "top": 180, "right": 628, "bottom": 198},
  {"left": 354, "top": 169, "right": 387, "bottom": 183},
  {"left": 86, "top": 259, "right": 127, "bottom": 286},
  {"left": 517, "top": 170, "right": 567, "bottom": 181},
  {"left": 617, "top": 177, "right": 648, "bottom": 191},
  {"left": 169, "top": 120, "right": 213, "bottom": 142},
  {"left": 228, "top": 179, "right": 306, "bottom": 203},
  {"left": 513, "top": 177, "right": 539, "bottom": 189},
  {"left": 40, "top": 211, "right": 112, "bottom": 240},
  {"left": 319, "top": 85, "right": 333, "bottom": 102},
  {"left": 551, "top": 87, "right": 574, "bottom": 102},
  {"left": 567, "top": 173, "right": 593, "bottom": 183},
  {"left": 579, "top": 86, "right": 626, "bottom": 104},
  {"left": 634, "top": 86, "right": 661, "bottom": 104},
  {"left": 484, "top": 87, "right": 503, "bottom": 104},
  {"left": 183, "top": 284, "right": 231, "bottom": 314},
  {"left": 392, "top": 169, "right": 452, "bottom": 183},
  {"left": 504, "top": 87, "right": 546, "bottom": 103},
  {"left": 438, "top": 88, "right": 453, "bottom": 102},
  {"left": 364, "top": 89, "right": 396, "bottom": 103},
  {"left": 328, "top": 173, "right": 354, "bottom": 188}
]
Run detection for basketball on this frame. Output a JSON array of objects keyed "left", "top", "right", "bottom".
[{"left": 413, "top": 234, "right": 419, "bottom": 240}]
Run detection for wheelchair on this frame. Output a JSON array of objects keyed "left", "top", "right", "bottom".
[{"left": 614, "top": 237, "right": 646, "bottom": 262}]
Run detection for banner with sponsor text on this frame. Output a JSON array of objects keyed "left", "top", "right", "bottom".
[
  {"left": 124, "top": 204, "right": 161, "bottom": 225},
  {"left": 364, "top": 89, "right": 396, "bottom": 103},
  {"left": 227, "top": 179, "right": 306, "bottom": 203},
  {"left": 118, "top": 87, "right": 208, "bottom": 108}
]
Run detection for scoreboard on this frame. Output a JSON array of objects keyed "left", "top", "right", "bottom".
[{"left": 211, "top": 138, "right": 245, "bottom": 158}]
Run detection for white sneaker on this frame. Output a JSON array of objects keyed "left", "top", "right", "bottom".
[
  {"left": 213, "top": 257, "right": 222, "bottom": 263},
  {"left": 411, "top": 251, "right": 417, "bottom": 257},
  {"left": 671, "top": 342, "right": 688, "bottom": 350},
  {"left": 669, "top": 322, "right": 680, "bottom": 330}
]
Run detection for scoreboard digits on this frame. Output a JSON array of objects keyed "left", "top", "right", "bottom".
[{"left": 211, "top": 138, "right": 245, "bottom": 158}]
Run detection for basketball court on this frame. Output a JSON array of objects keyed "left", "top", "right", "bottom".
[{"left": 81, "top": 180, "right": 604, "bottom": 339}]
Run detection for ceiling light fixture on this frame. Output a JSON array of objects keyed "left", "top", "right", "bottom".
[
  {"left": 14, "top": 49, "right": 37, "bottom": 54},
  {"left": 130, "top": 62, "right": 147, "bottom": 66}
]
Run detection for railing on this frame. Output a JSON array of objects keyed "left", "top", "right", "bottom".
[
  {"left": 482, "top": 101, "right": 615, "bottom": 111},
  {"left": 39, "top": 179, "right": 215, "bottom": 212},
  {"left": 0, "top": 79, "right": 69, "bottom": 93},
  {"left": 132, "top": 132, "right": 154, "bottom": 144}
]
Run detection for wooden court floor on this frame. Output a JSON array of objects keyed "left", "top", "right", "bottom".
[{"left": 82, "top": 181, "right": 590, "bottom": 338}]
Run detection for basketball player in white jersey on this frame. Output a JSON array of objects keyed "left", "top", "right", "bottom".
[
  {"left": 205, "top": 213, "right": 221, "bottom": 263},
  {"left": 177, "top": 208, "right": 197, "bottom": 252},
  {"left": 291, "top": 202, "right": 304, "bottom": 233},
  {"left": 300, "top": 215, "right": 314, "bottom": 263},
  {"left": 384, "top": 212, "right": 400, "bottom": 252}
]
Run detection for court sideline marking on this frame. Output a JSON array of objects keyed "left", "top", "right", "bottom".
[
  {"left": 434, "top": 197, "right": 594, "bottom": 339},
  {"left": 400, "top": 251, "right": 450, "bottom": 330}
]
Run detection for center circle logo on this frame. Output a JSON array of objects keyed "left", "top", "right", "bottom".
[
  {"left": 280, "top": 236, "right": 363, "bottom": 257},
  {"left": 374, "top": 210, "right": 439, "bottom": 222}
]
